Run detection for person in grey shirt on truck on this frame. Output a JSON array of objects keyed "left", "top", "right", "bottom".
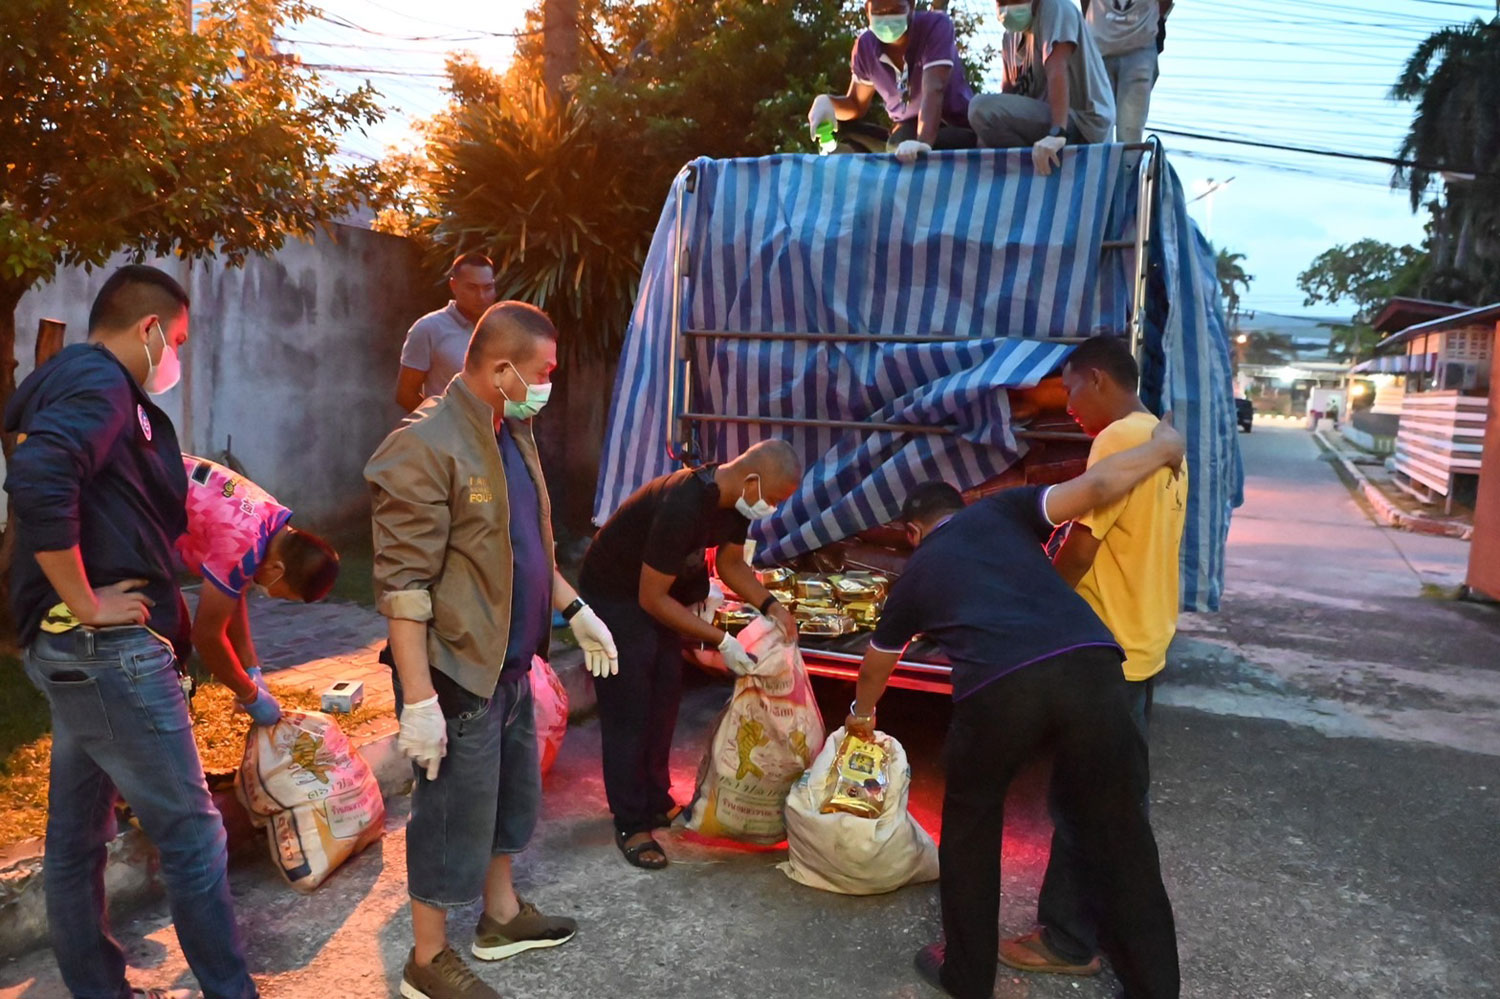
[{"left": 969, "top": 0, "right": 1117, "bottom": 175}]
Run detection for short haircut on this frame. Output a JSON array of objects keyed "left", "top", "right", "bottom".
[
  {"left": 465, "top": 301, "right": 557, "bottom": 370},
  {"left": 277, "top": 526, "right": 341, "bottom": 603},
  {"left": 448, "top": 251, "right": 494, "bottom": 278},
  {"left": 1063, "top": 335, "right": 1139, "bottom": 392},
  {"left": 88, "top": 265, "right": 190, "bottom": 334},
  {"left": 744, "top": 439, "right": 803, "bottom": 487},
  {"left": 901, "top": 481, "right": 964, "bottom": 524}
]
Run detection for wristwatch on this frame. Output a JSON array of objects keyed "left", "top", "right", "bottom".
[
  {"left": 561, "top": 597, "right": 586, "bottom": 622},
  {"left": 1047, "top": 125, "right": 1065, "bottom": 139}
]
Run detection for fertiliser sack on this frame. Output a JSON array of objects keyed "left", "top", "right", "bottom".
[
  {"left": 530, "top": 655, "right": 569, "bottom": 776},
  {"left": 683, "top": 616, "right": 824, "bottom": 843},
  {"left": 236, "top": 710, "right": 385, "bottom": 893},
  {"left": 779, "top": 727, "right": 938, "bottom": 895}
]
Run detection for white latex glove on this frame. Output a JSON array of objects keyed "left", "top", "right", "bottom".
[
  {"left": 894, "top": 139, "right": 932, "bottom": 165},
  {"left": 398, "top": 694, "right": 448, "bottom": 781},
  {"left": 717, "top": 632, "right": 759, "bottom": 675},
  {"left": 569, "top": 605, "right": 619, "bottom": 678},
  {"left": 1032, "top": 134, "right": 1067, "bottom": 176},
  {"left": 808, "top": 94, "right": 836, "bottom": 140}
]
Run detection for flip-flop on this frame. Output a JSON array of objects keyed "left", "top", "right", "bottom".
[{"left": 615, "top": 829, "right": 668, "bottom": 870}]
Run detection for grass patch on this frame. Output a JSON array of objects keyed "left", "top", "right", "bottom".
[
  {"left": 0, "top": 677, "right": 388, "bottom": 847},
  {"left": 328, "top": 534, "right": 376, "bottom": 607},
  {"left": 0, "top": 655, "right": 49, "bottom": 765}
]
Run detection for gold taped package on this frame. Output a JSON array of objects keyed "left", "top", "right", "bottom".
[
  {"left": 794, "top": 574, "right": 834, "bottom": 601},
  {"left": 820, "top": 733, "right": 889, "bottom": 818},
  {"left": 757, "top": 567, "right": 796, "bottom": 589},
  {"left": 828, "top": 573, "right": 888, "bottom": 603},
  {"left": 843, "top": 601, "right": 882, "bottom": 628},
  {"left": 713, "top": 603, "right": 757, "bottom": 633},
  {"left": 798, "top": 612, "right": 856, "bottom": 638}
]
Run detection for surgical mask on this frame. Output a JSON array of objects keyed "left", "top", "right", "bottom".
[
  {"left": 870, "top": 14, "right": 908, "bottom": 44},
  {"left": 143, "top": 320, "right": 181, "bottom": 395},
  {"left": 735, "top": 475, "right": 777, "bottom": 521},
  {"left": 497, "top": 362, "right": 552, "bottom": 420},
  {"left": 1000, "top": 4, "right": 1033, "bottom": 32}
]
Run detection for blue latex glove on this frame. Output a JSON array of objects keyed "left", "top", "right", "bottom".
[
  {"left": 241, "top": 667, "right": 282, "bottom": 726},
  {"left": 245, "top": 666, "right": 273, "bottom": 699}
]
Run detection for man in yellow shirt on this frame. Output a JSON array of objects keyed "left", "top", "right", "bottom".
[{"left": 1001, "top": 335, "right": 1187, "bottom": 980}]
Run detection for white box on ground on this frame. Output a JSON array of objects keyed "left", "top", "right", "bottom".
[{"left": 321, "top": 680, "right": 365, "bottom": 713}]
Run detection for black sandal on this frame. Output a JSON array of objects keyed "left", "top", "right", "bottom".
[{"left": 615, "top": 829, "right": 669, "bottom": 870}]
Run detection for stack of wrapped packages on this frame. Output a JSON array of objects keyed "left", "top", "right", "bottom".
[{"left": 715, "top": 567, "right": 890, "bottom": 640}]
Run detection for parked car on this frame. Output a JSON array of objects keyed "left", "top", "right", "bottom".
[{"left": 1236, "top": 397, "right": 1254, "bottom": 432}]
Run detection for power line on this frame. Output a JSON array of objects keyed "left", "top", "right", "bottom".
[{"left": 1151, "top": 125, "right": 1493, "bottom": 180}]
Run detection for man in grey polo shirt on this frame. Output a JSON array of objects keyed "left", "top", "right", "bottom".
[
  {"left": 395, "top": 251, "right": 497, "bottom": 411},
  {"left": 968, "top": 0, "right": 1116, "bottom": 176}
]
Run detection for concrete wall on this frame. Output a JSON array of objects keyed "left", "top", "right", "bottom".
[{"left": 13, "top": 226, "right": 442, "bottom": 538}]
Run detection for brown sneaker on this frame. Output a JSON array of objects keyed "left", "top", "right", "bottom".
[
  {"left": 998, "top": 930, "right": 1102, "bottom": 976},
  {"left": 400, "top": 946, "right": 502, "bottom": 999},
  {"left": 470, "top": 897, "right": 577, "bottom": 961}
]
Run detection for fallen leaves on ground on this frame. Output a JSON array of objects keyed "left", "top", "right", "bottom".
[{"left": 0, "top": 681, "right": 389, "bottom": 847}]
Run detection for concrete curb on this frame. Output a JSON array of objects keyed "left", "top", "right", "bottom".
[
  {"left": 1315, "top": 430, "right": 1474, "bottom": 541},
  {"left": 0, "top": 647, "right": 597, "bottom": 962}
]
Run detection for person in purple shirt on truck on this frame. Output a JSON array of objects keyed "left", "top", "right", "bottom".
[{"left": 807, "top": 0, "right": 977, "bottom": 162}]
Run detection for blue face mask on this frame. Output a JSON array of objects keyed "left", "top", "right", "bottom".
[{"left": 870, "top": 13, "right": 909, "bottom": 44}]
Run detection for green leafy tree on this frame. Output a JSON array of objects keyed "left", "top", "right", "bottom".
[
  {"left": 1391, "top": 16, "right": 1500, "bottom": 303},
  {"left": 1215, "top": 249, "right": 1252, "bottom": 330},
  {"left": 0, "top": 0, "right": 382, "bottom": 412},
  {"left": 1297, "top": 239, "right": 1428, "bottom": 359}
]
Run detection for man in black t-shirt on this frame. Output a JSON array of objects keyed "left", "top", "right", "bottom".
[
  {"left": 579, "top": 440, "right": 804, "bottom": 869},
  {"left": 848, "top": 420, "right": 1185, "bottom": 999}
]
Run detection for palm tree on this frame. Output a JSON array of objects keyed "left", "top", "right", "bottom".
[
  {"left": 405, "top": 62, "right": 654, "bottom": 364},
  {"left": 1391, "top": 17, "right": 1500, "bottom": 302},
  {"left": 1216, "top": 249, "right": 1253, "bottom": 330}
]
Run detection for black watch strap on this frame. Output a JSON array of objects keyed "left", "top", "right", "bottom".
[
  {"left": 758, "top": 594, "right": 779, "bottom": 616},
  {"left": 561, "top": 597, "right": 586, "bottom": 622}
]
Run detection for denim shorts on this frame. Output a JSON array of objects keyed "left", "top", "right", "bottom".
[{"left": 393, "top": 666, "right": 540, "bottom": 909}]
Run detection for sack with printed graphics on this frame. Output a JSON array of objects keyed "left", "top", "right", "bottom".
[
  {"left": 778, "top": 727, "right": 938, "bottom": 895},
  {"left": 683, "top": 616, "right": 825, "bottom": 844},
  {"left": 236, "top": 710, "right": 385, "bottom": 893},
  {"left": 530, "top": 655, "right": 569, "bottom": 776}
]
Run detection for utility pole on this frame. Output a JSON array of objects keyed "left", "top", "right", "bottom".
[{"left": 542, "top": 0, "right": 580, "bottom": 100}]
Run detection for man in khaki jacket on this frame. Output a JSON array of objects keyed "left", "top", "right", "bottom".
[{"left": 366, "top": 301, "right": 618, "bottom": 999}]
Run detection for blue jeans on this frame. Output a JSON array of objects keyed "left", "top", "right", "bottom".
[
  {"left": 392, "top": 666, "right": 540, "bottom": 908},
  {"left": 1104, "top": 45, "right": 1159, "bottom": 144},
  {"left": 1038, "top": 676, "right": 1156, "bottom": 964},
  {"left": 25, "top": 627, "right": 256, "bottom": 999}
]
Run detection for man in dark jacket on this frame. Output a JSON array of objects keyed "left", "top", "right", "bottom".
[{"left": 4, "top": 265, "right": 259, "bottom": 999}]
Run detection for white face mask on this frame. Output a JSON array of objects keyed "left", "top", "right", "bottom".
[
  {"left": 735, "top": 474, "right": 777, "bottom": 521},
  {"left": 497, "top": 362, "right": 552, "bottom": 420},
  {"left": 143, "top": 320, "right": 181, "bottom": 395}
]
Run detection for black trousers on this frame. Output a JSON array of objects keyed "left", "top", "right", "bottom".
[
  {"left": 938, "top": 648, "right": 1179, "bottom": 999},
  {"left": 584, "top": 592, "right": 684, "bottom": 836},
  {"left": 1039, "top": 676, "right": 1156, "bottom": 962},
  {"left": 832, "top": 117, "right": 979, "bottom": 154}
]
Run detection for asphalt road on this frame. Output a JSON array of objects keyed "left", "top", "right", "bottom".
[{"left": 4, "top": 425, "right": 1497, "bottom": 999}]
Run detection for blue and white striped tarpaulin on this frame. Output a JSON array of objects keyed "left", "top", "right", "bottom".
[{"left": 595, "top": 145, "right": 1243, "bottom": 611}]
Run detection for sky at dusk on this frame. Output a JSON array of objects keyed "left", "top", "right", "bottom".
[{"left": 276, "top": 0, "right": 1499, "bottom": 321}]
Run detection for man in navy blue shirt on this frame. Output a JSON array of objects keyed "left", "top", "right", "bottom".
[
  {"left": 4, "top": 265, "right": 258, "bottom": 999},
  {"left": 807, "top": 0, "right": 978, "bottom": 159},
  {"left": 848, "top": 419, "right": 1185, "bottom": 999}
]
